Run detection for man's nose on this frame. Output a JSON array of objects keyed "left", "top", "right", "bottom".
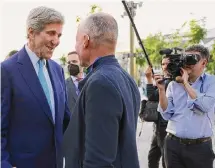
[{"left": 51, "top": 36, "right": 60, "bottom": 46}]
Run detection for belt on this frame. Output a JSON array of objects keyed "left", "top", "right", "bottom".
[{"left": 167, "top": 133, "right": 211, "bottom": 145}]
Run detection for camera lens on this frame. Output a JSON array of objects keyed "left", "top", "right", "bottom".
[{"left": 184, "top": 54, "right": 200, "bottom": 65}]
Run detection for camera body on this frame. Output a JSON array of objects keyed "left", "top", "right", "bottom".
[{"left": 159, "top": 48, "right": 200, "bottom": 80}]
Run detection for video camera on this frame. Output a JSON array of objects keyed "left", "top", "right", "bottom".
[
  {"left": 159, "top": 47, "right": 201, "bottom": 81},
  {"left": 121, "top": 1, "right": 201, "bottom": 81}
]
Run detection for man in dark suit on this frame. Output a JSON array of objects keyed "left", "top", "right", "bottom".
[
  {"left": 62, "top": 51, "right": 84, "bottom": 168},
  {"left": 1, "top": 6, "right": 70, "bottom": 168},
  {"left": 68, "top": 12, "right": 141, "bottom": 168}
]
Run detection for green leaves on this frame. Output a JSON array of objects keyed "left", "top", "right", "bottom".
[
  {"left": 76, "top": 16, "right": 81, "bottom": 23},
  {"left": 59, "top": 55, "right": 67, "bottom": 66},
  {"left": 206, "top": 41, "right": 215, "bottom": 74},
  {"left": 136, "top": 32, "right": 168, "bottom": 67},
  {"left": 76, "top": 4, "right": 102, "bottom": 24},
  {"left": 187, "top": 18, "right": 207, "bottom": 45},
  {"left": 135, "top": 18, "right": 211, "bottom": 75},
  {"left": 89, "top": 5, "right": 102, "bottom": 14}
]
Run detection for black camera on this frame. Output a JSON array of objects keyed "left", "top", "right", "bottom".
[{"left": 159, "top": 47, "right": 201, "bottom": 80}]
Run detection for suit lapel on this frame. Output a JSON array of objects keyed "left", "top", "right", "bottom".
[
  {"left": 17, "top": 47, "right": 54, "bottom": 124},
  {"left": 68, "top": 78, "right": 78, "bottom": 101},
  {"left": 47, "top": 60, "right": 62, "bottom": 124}
]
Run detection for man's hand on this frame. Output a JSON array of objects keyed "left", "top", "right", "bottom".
[
  {"left": 145, "top": 66, "right": 153, "bottom": 84},
  {"left": 154, "top": 74, "right": 168, "bottom": 111},
  {"left": 180, "top": 68, "right": 198, "bottom": 99},
  {"left": 180, "top": 68, "right": 189, "bottom": 84},
  {"left": 154, "top": 74, "right": 165, "bottom": 91}
]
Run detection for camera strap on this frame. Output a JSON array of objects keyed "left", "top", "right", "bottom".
[{"left": 200, "top": 73, "right": 206, "bottom": 93}]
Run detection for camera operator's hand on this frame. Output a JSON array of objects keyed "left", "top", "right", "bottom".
[
  {"left": 145, "top": 66, "right": 153, "bottom": 84},
  {"left": 180, "top": 68, "right": 189, "bottom": 84},
  {"left": 154, "top": 74, "right": 168, "bottom": 111},
  {"left": 179, "top": 68, "right": 197, "bottom": 99},
  {"left": 154, "top": 74, "right": 165, "bottom": 91}
]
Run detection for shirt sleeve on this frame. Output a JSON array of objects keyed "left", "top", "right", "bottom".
[{"left": 187, "top": 79, "right": 215, "bottom": 114}]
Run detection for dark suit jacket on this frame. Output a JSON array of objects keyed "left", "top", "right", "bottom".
[
  {"left": 1, "top": 47, "right": 71, "bottom": 168},
  {"left": 62, "top": 77, "right": 78, "bottom": 168},
  {"left": 65, "top": 77, "right": 78, "bottom": 113},
  {"left": 68, "top": 55, "right": 141, "bottom": 168}
]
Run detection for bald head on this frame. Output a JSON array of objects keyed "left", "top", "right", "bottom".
[
  {"left": 79, "top": 12, "right": 118, "bottom": 46},
  {"left": 75, "top": 12, "right": 118, "bottom": 67}
]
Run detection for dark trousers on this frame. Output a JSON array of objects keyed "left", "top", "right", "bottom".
[
  {"left": 164, "top": 135, "right": 215, "bottom": 168},
  {"left": 148, "top": 123, "right": 167, "bottom": 168}
]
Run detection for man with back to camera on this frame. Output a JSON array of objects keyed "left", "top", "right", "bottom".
[
  {"left": 155, "top": 44, "right": 215, "bottom": 168},
  {"left": 68, "top": 12, "right": 141, "bottom": 168},
  {"left": 1, "top": 6, "right": 70, "bottom": 168},
  {"left": 62, "top": 51, "right": 84, "bottom": 168}
]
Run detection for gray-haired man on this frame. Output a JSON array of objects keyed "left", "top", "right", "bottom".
[
  {"left": 1, "top": 6, "right": 70, "bottom": 168},
  {"left": 68, "top": 12, "right": 141, "bottom": 168},
  {"left": 155, "top": 44, "right": 215, "bottom": 168}
]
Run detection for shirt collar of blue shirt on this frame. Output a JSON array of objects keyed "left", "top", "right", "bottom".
[
  {"left": 189, "top": 72, "right": 206, "bottom": 85},
  {"left": 25, "top": 44, "right": 47, "bottom": 67}
]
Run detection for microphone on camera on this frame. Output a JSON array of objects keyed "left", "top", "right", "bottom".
[{"left": 159, "top": 49, "right": 173, "bottom": 55}]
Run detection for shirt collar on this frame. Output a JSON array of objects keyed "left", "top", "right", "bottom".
[
  {"left": 189, "top": 72, "right": 206, "bottom": 85},
  {"left": 86, "top": 55, "right": 115, "bottom": 74},
  {"left": 25, "top": 44, "right": 47, "bottom": 66},
  {"left": 71, "top": 76, "right": 78, "bottom": 82},
  {"left": 86, "top": 57, "right": 102, "bottom": 74},
  {"left": 71, "top": 73, "right": 85, "bottom": 82}
]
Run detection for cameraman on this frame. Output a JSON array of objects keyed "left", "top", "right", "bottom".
[
  {"left": 145, "top": 56, "right": 170, "bottom": 168},
  {"left": 155, "top": 44, "right": 215, "bottom": 168}
]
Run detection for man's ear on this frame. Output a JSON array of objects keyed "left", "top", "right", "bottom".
[
  {"left": 27, "top": 27, "right": 35, "bottom": 39},
  {"left": 83, "top": 34, "right": 90, "bottom": 48},
  {"left": 202, "top": 59, "right": 208, "bottom": 67}
]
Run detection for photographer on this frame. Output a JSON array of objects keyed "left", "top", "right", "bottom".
[
  {"left": 155, "top": 44, "right": 215, "bottom": 168},
  {"left": 145, "top": 56, "right": 170, "bottom": 168}
]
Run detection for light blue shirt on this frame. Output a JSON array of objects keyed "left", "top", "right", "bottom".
[
  {"left": 158, "top": 73, "right": 215, "bottom": 139},
  {"left": 25, "top": 45, "right": 55, "bottom": 122},
  {"left": 71, "top": 74, "right": 84, "bottom": 95}
]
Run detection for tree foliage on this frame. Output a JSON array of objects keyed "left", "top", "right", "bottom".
[
  {"left": 136, "top": 18, "right": 209, "bottom": 71},
  {"left": 207, "top": 42, "right": 215, "bottom": 74},
  {"left": 186, "top": 18, "right": 207, "bottom": 45},
  {"left": 89, "top": 4, "right": 102, "bottom": 14},
  {"left": 76, "top": 4, "right": 102, "bottom": 24},
  {"left": 136, "top": 33, "right": 167, "bottom": 67},
  {"left": 59, "top": 55, "right": 67, "bottom": 66}
]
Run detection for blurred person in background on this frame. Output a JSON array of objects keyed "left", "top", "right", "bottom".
[
  {"left": 62, "top": 51, "right": 84, "bottom": 168},
  {"left": 144, "top": 56, "right": 170, "bottom": 168}
]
